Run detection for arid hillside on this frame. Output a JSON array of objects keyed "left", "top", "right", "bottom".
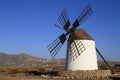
[{"left": 0, "top": 52, "right": 65, "bottom": 67}]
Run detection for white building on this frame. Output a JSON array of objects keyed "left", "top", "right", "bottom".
[{"left": 66, "top": 29, "right": 98, "bottom": 70}]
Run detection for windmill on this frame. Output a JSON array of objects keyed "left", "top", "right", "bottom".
[{"left": 47, "top": 3, "right": 114, "bottom": 73}]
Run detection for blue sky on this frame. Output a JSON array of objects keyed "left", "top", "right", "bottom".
[{"left": 0, "top": 0, "right": 120, "bottom": 61}]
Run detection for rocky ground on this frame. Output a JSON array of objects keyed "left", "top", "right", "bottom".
[{"left": 0, "top": 68, "right": 120, "bottom": 80}]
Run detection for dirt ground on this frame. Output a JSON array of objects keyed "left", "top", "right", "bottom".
[
  {"left": 0, "top": 74, "right": 120, "bottom": 80},
  {"left": 0, "top": 66, "right": 119, "bottom": 80},
  {"left": 0, "top": 75, "right": 54, "bottom": 80}
]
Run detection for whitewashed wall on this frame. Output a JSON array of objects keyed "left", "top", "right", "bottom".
[{"left": 66, "top": 40, "right": 98, "bottom": 70}]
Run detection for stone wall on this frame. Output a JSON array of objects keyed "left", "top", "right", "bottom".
[{"left": 59, "top": 70, "right": 111, "bottom": 78}]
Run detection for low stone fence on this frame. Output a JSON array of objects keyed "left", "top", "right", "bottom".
[{"left": 58, "top": 70, "right": 111, "bottom": 78}]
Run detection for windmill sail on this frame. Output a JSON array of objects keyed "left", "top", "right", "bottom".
[
  {"left": 58, "top": 8, "right": 70, "bottom": 32},
  {"left": 47, "top": 34, "right": 66, "bottom": 58},
  {"left": 72, "top": 3, "right": 93, "bottom": 29}
]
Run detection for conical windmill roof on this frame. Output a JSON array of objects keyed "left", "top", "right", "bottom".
[{"left": 69, "top": 29, "right": 94, "bottom": 44}]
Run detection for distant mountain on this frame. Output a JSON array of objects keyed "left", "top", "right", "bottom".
[
  {"left": 0, "top": 52, "right": 119, "bottom": 71},
  {"left": 0, "top": 52, "right": 49, "bottom": 66},
  {"left": 0, "top": 52, "right": 66, "bottom": 67}
]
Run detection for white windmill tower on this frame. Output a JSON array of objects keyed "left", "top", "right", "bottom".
[
  {"left": 66, "top": 29, "right": 98, "bottom": 70},
  {"left": 48, "top": 3, "right": 114, "bottom": 73}
]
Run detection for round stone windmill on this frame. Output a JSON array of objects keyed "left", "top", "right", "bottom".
[
  {"left": 47, "top": 3, "right": 114, "bottom": 73},
  {"left": 66, "top": 29, "right": 98, "bottom": 70}
]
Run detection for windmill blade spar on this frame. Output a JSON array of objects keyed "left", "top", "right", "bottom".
[
  {"left": 54, "top": 24, "right": 64, "bottom": 30},
  {"left": 47, "top": 34, "right": 66, "bottom": 58},
  {"left": 72, "top": 3, "right": 93, "bottom": 29}
]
